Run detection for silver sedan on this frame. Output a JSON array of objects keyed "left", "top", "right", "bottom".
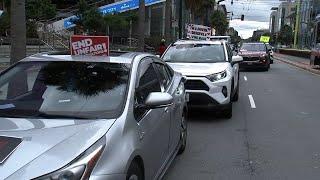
[{"left": 0, "top": 52, "right": 187, "bottom": 180}]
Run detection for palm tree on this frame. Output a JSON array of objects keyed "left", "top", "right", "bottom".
[
  {"left": 138, "top": 0, "right": 145, "bottom": 51},
  {"left": 165, "top": 0, "right": 172, "bottom": 42},
  {"left": 10, "top": 0, "right": 26, "bottom": 64}
]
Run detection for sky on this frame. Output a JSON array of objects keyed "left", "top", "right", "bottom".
[{"left": 221, "top": 0, "right": 282, "bottom": 39}]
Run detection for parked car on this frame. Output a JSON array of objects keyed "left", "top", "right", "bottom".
[
  {"left": 0, "top": 52, "right": 187, "bottom": 180},
  {"left": 266, "top": 43, "right": 274, "bottom": 64},
  {"left": 162, "top": 40, "right": 243, "bottom": 118},
  {"left": 238, "top": 42, "right": 272, "bottom": 71}
]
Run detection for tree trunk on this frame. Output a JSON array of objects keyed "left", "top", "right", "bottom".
[
  {"left": 10, "top": 0, "right": 26, "bottom": 64},
  {"left": 165, "top": 0, "right": 172, "bottom": 43},
  {"left": 138, "top": 0, "right": 145, "bottom": 52}
]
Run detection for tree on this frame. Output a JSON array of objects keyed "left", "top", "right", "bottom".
[
  {"left": 184, "top": 0, "right": 198, "bottom": 23},
  {"left": 10, "top": 0, "right": 26, "bottom": 64},
  {"left": 185, "top": 0, "right": 215, "bottom": 24},
  {"left": 26, "top": 0, "right": 56, "bottom": 21},
  {"left": 211, "top": 10, "right": 229, "bottom": 35},
  {"left": 165, "top": 0, "right": 172, "bottom": 42},
  {"left": 278, "top": 25, "right": 293, "bottom": 46},
  {"left": 0, "top": 11, "right": 10, "bottom": 36},
  {"left": 138, "top": 0, "right": 145, "bottom": 51}
]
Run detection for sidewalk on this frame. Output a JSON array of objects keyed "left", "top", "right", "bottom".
[{"left": 274, "top": 53, "right": 320, "bottom": 75}]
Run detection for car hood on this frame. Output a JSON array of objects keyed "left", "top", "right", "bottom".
[
  {"left": 239, "top": 51, "right": 267, "bottom": 57},
  {"left": 0, "top": 117, "right": 116, "bottom": 180},
  {"left": 167, "top": 62, "right": 229, "bottom": 76}
]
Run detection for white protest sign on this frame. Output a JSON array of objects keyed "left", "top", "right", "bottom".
[{"left": 186, "top": 24, "right": 212, "bottom": 40}]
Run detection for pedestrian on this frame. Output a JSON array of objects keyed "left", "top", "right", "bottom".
[{"left": 158, "top": 39, "right": 167, "bottom": 56}]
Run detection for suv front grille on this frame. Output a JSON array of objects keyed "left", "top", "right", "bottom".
[
  {"left": 185, "top": 80, "right": 209, "bottom": 91},
  {"left": 243, "top": 57, "right": 259, "bottom": 61}
]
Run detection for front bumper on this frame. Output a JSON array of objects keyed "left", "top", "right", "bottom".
[
  {"left": 240, "top": 60, "right": 268, "bottom": 68},
  {"left": 184, "top": 76, "right": 232, "bottom": 107}
]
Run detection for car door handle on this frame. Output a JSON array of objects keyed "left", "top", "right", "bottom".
[{"left": 139, "top": 131, "right": 145, "bottom": 140}]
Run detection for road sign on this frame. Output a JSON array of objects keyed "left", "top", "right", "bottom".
[
  {"left": 70, "top": 35, "right": 110, "bottom": 56},
  {"left": 260, "top": 36, "right": 270, "bottom": 43},
  {"left": 186, "top": 24, "right": 212, "bottom": 40}
]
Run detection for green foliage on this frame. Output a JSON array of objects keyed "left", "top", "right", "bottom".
[
  {"left": 0, "top": 12, "right": 10, "bottom": 36},
  {"left": 211, "top": 10, "right": 229, "bottom": 36},
  {"left": 82, "top": 7, "right": 105, "bottom": 35},
  {"left": 26, "top": 0, "right": 56, "bottom": 20},
  {"left": 278, "top": 25, "right": 294, "bottom": 45}
]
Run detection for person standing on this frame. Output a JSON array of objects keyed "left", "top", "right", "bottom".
[{"left": 158, "top": 39, "right": 167, "bottom": 56}]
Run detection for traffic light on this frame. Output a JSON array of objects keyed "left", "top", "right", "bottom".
[{"left": 241, "top": 15, "right": 244, "bottom": 21}]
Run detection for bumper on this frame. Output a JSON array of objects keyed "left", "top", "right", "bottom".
[
  {"left": 185, "top": 76, "right": 232, "bottom": 107},
  {"left": 240, "top": 61, "right": 268, "bottom": 68}
]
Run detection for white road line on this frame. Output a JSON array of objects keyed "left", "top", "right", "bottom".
[
  {"left": 244, "top": 76, "right": 248, "bottom": 81},
  {"left": 248, "top": 95, "right": 256, "bottom": 109}
]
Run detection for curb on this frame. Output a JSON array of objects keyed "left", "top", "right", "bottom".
[{"left": 274, "top": 56, "right": 320, "bottom": 76}]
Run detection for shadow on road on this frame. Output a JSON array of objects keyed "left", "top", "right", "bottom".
[{"left": 187, "top": 108, "right": 229, "bottom": 122}]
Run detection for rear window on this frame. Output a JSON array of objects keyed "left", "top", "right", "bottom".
[{"left": 163, "top": 44, "right": 226, "bottom": 63}]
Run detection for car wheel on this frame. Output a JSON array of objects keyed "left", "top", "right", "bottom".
[
  {"left": 178, "top": 111, "right": 187, "bottom": 155},
  {"left": 126, "top": 161, "right": 144, "bottom": 180},
  {"left": 223, "top": 102, "right": 233, "bottom": 119}
]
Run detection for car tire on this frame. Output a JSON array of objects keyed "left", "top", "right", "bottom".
[
  {"left": 178, "top": 111, "right": 187, "bottom": 155},
  {"left": 126, "top": 161, "right": 144, "bottom": 180},
  {"left": 223, "top": 102, "right": 233, "bottom": 119},
  {"left": 232, "top": 76, "right": 239, "bottom": 102}
]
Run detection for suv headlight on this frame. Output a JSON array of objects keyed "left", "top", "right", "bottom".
[
  {"left": 206, "top": 71, "right": 227, "bottom": 82},
  {"left": 34, "top": 137, "right": 106, "bottom": 180}
]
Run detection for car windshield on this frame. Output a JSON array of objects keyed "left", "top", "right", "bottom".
[
  {"left": 0, "top": 61, "right": 130, "bottom": 119},
  {"left": 163, "top": 44, "right": 226, "bottom": 63},
  {"left": 241, "top": 44, "right": 266, "bottom": 52}
]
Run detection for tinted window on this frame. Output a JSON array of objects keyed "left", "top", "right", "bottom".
[
  {"left": 0, "top": 61, "right": 130, "bottom": 119},
  {"left": 241, "top": 44, "right": 266, "bottom": 52},
  {"left": 135, "top": 59, "right": 161, "bottom": 118},
  {"left": 163, "top": 44, "right": 226, "bottom": 63},
  {"left": 155, "top": 63, "right": 172, "bottom": 90}
]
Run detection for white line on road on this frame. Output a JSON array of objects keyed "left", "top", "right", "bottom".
[
  {"left": 248, "top": 95, "right": 256, "bottom": 109},
  {"left": 244, "top": 76, "right": 248, "bottom": 81}
]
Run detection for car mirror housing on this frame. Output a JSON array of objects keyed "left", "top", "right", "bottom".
[
  {"left": 231, "top": 55, "right": 243, "bottom": 65},
  {"left": 144, "top": 92, "right": 174, "bottom": 109}
]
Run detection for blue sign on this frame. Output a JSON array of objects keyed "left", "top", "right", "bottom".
[{"left": 64, "top": 0, "right": 165, "bottom": 29}]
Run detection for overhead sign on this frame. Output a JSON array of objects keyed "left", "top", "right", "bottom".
[
  {"left": 186, "top": 24, "right": 212, "bottom": 40},
  {"left": 70, "top": 35, "right": 110, "bottom": 56},
  {"left": 64, "top": 0, "right": 165, "bottom": 29},
  {"left": 260, "top": 36, "right": 270, "bottom": 43}
]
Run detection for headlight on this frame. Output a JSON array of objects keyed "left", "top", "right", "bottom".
[
  {"left": 34, "top": 138, "right": 106, "bottom": 180},
  {"left": 206, "top": 71, "right": 227, "bottom": 82}
]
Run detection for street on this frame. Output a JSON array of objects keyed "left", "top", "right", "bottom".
[{"left": 164, "top": 60, "right": 320, "bottom": 180}]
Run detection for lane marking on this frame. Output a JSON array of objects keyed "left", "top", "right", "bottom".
[
  {"left": 244, "top": 76, "right": 248, "bottom": 81},
  {"left": 248, "top": 95, "right": 256, "bottom": 109}
]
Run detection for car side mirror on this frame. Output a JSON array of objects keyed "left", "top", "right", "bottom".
[
  {"left": 231, "top": 55, "right": 243, "bottom": 65},
  {"left": 144, "top": 92, "right": 173, "bottom": 109}
]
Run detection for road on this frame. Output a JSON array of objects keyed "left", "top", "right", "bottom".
[{"left": 164, "top": 60, "right": 320, "bottom": 180}]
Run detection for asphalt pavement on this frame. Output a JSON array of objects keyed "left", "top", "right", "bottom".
[{"left": 164, "top": 60, "right": 320, "bottom": 180}]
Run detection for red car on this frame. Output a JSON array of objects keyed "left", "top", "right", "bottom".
[{"left": 238, "top": 43, "right": 271, "bottom": 71}]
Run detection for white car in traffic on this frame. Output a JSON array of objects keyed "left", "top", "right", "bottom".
[{"left": 162, "top": 40, "right": 243, "bottom": 118}]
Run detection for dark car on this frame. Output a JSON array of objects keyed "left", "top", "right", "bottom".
[{"left": 238, "top": 43, "right": 271, "bottom": 71}]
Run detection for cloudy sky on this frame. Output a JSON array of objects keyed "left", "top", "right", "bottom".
[{"left": 221, "top": 0, "right": 282, "bottom": 39}]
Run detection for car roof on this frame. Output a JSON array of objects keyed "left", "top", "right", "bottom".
[
  {"left": 174, "top": 40, "right": 223, "bottom": 45},
  {"left": 20, "top": 52, "right": 153, "bottom": 64}
]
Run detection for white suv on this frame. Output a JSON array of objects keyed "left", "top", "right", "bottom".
[{"left": 162, "top": 40, "right": 243, "bottom": 118}]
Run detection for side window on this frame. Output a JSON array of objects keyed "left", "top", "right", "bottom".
[
  {"left": 226, "top": 45, "right": 233, "bottom": 62},
  {"left": 134, "top": 58, "right": 161, "bottom": 119},
  {"left": 155, "top": 63, "right": 172, "bottom": 90}
]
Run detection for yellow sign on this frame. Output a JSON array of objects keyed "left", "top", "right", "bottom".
[{"left": 260, "top": 36, "right": 270, "bottom": 43}]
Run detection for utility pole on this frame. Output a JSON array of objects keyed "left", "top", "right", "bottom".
[{"left": 294, "top": 0, "right": 301, "bottom": 49}]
